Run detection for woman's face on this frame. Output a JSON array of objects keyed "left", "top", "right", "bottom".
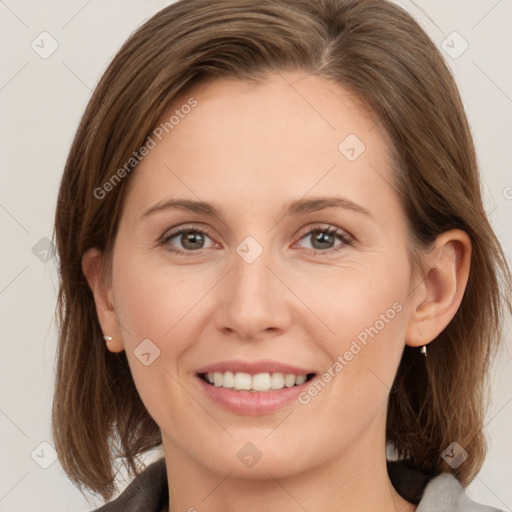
[{"left": 109, "top": 72, "right": 417, "bottom": 479}]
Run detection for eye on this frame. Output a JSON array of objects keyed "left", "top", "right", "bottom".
[
  {"left": 294, "top": 224, "right": 352, "bottom": 253},
  {"left": 160, "top": 223, "right": 353, "bottom": 256},
  {"left": 160, "top": 226, "right": 217, "bottom": 254}
]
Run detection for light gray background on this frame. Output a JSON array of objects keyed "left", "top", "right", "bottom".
[{"left": 0, "top": 1, "right": 511, "bottom": 511}]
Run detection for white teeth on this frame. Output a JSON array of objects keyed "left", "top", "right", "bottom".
[
  {"left": 284, "top": 374, "right": 296, "bottom": 388},
  {"left": 234, "top": 372, "right": 252, "bottom": 390},
  {"left": 295, "top": 374, "right": 307, "bottom": 385},
  {"left": 270, "top": 372, "right": 284, "bottom": 390},
  {"left": 204, "top": 371, "right": 310, "bottom": 391},
  {"left": 213, "top": 372, "right": 223, "bottom": 387},
  {"left": 252, "top": 373, "right": 271, "bottom": 392},
  {"left": 222, "top": 371, "right": 234, "bottom": 388}
]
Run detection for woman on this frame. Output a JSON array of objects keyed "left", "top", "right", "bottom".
[{"left": 52, "top": 0, "right": 511, "bottom": 510}]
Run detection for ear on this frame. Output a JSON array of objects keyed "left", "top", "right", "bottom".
[
  {"left": 405, "top": 229, "right": 471, "bottom": 348},
  {"left": 82, "top": 248, "right": 125, "bottom": 353}
]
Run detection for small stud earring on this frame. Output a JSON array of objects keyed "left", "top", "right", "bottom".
[
  {"left": 420, "top": 345, "right": 427, "bottom": 357},
  {"left": 103, "top": 335, "right": 113, "bottom": 342}
]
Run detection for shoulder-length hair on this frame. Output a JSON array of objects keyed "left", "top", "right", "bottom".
[{"left": 52, "top": 0, "right": 511, "bottom": 501}]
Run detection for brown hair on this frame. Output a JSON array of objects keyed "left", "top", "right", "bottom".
[{"left": 52, "top": 0, "right": 511, "bottom": 501}]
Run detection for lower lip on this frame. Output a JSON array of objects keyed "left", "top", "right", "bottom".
[{"left": 196, "top": 376, "right": 311, "bottom": 415}]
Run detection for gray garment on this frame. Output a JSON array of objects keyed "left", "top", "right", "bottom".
[
  {"left": 94, "top": 458, "right": 504, "bottom": 512},
  {"left": 417, "top": 473, "right": 503, "bottom": 512}
]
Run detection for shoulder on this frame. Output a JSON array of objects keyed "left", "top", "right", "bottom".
[
  {"left": 417, "top": 472, "right": 504, "bottom": 512},
  {"left": 93, "top": 458, "right": 168, "bottom": 512}
]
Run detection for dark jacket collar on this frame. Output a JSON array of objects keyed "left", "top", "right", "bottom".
[{"left": 95, "top": 458, "right": 168, "bottom": 512}]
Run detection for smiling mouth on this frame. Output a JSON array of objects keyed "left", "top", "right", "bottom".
[{"left": 198, "top": 371, "right": 316, "bottom": 392}]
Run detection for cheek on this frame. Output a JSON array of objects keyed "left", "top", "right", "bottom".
[
  {"left": 110, "top": 257, "right": 202, "bottom": 420},
  {"left": 109, "top": 253, "right": 208, "bottom": 412},
  {"left": 112, "top": 254, "right": 206, "bottom": 349},
  {"left": 300, "top": 256, "right": 409, "bottom": 343},
  {"left": 112, "top": 233, "right": 411, "bottom": 371},
  {"left": 299, "top": 250, "right": 411, "bottom": 394}
]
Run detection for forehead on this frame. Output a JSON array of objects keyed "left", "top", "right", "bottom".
[
  {"left": 157, "top": 72, "right": 384, "bottom": 154},
  {"left": 123, "top": 72, "right": 399, "bottom": 221}
]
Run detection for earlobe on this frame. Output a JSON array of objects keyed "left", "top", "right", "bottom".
[
  {"left": 405, "top": 230, "right": 471, "bottom": 348},
  {"left": 81, "top": 248, "right": 125, "bottom": 353}
]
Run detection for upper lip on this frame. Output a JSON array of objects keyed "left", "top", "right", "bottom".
[{"left": 196, "top": 359, "right": 316, "bottom": 376}]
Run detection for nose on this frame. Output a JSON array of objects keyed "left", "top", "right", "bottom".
[{"left": 214, "top": 242, "right": 292, "bottom": 341}]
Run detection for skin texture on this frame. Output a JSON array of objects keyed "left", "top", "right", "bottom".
[{"left": 83, "top": 72, "right": 471, "bottom": 512}]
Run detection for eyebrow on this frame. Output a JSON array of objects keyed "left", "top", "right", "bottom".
[{"left": 141, "top": 196, "right": 373, "bottom": 220}]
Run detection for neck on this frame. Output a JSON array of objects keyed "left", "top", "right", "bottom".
[{"left": 161, "top": 422, "right": 416, "bottom": 512}]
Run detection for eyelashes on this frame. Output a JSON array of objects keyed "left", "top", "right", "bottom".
[
  {"left": 294, "top": 225, "right": 352, "bottom": 252},
  {"left": 159, "top": 223, "right": 354, "bottom": 256},
  {"left": 161, "top": 226, "right": 216, "bottom": 254}
]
